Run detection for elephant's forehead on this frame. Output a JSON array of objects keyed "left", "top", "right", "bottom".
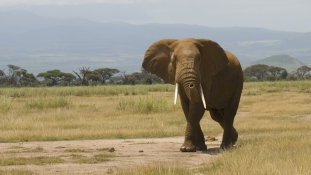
[{"left": 175, "top": 43, "right": 199, "bottom": 57}]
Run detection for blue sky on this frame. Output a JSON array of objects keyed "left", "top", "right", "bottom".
[{"left": 0, "top": 0, "right": 310, "bottom": 32}]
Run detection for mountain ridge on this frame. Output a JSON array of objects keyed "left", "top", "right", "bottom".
[
  {"left": 0, "top": 10, "right": 310, "bottom": 75},
  {"left": 245, "top": 55, "right": 306, "bottom": 72}
]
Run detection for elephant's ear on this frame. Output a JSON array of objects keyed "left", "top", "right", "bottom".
[
  {"left": 142, "top": 39, "right": 177, "bottom": 84},
  {"left": 196, "top": 39, "right": 229, "bottom": 83}
]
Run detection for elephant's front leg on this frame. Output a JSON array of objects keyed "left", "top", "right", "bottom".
[{"left": 179, "top": 94, "right": 206, "bottom": 152}]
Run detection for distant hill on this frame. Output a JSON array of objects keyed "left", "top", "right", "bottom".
[
  {"left": 246, "top": 55, "right": 306, "bottom": 72},
  {"left": 1, "top": 10, "right": 311, "bottom": 75}
]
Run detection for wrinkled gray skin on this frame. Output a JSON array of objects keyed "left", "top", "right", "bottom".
[{"left": 143, "top": 38, "right": 243, "bottom": 152}]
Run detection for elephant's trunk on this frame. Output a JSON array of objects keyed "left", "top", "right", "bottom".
[
  {"left": 184, "top": 81, "right": 201, "bottom": 103},
  {"left": 174, "top": 62, "right": 206, "bottom": 108},
  {"left": 177, "top": 64, "right": 201, "bottom": 103}
]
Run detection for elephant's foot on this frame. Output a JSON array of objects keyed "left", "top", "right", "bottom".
[
  {"left": 220, "top": 143, "right": 232, "bottom": 150},
  {"left": 180, "top": 144, "right": 207, "bottom": 152},
  {"left": 231, "top": 128, "right": 238, "bottom": 145},
  {"left": 220, "top": 128, "right": 238, "bottom": 150},
  {"left": 180, "top": 144, "right": 196, "bottom": 152},
  {"left": 196, "top": 144, "right": 207, "bottom": 151},
  {"left": 180, "top": 140, "right": 196, "bottom": 152}
]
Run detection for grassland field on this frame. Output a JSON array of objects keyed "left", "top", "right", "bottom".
[{"left": 0, "top": 81, "right": 311, "bottom": 175}]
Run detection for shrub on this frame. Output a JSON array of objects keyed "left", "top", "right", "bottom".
[
  {"left": 117, "top": 96, "right": 177, "bottom": 114},
  {"left": 0, "top": 97, "right": 11, "bottom": 112},
  {"left": 25, "top": 97, "right": 73, "bottom": 109}
]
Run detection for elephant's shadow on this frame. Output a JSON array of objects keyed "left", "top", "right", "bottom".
[{"left": 199, "top": 147, "right": 220, "bottom": 155}]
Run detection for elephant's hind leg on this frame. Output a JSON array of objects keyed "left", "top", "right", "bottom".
[{"left": 209, "top": 108, "right": 238, "bottom": 148}]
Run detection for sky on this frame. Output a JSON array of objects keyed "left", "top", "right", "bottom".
[{"left": 0, "top": 0, "right": 310, "bottom": 32}]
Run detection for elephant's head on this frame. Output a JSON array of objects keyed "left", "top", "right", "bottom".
[{"left": 142, "top": 38, "right": 229, "bottom": 106}]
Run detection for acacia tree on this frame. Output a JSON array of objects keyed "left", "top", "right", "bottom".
[
  {"left": 0, "top": 69, "right": 5, "bottom": 85},
  {"left": 1, "top": 65, "right": 25, "bottom": 85},
  {"left": 140, "top": 68, "right": 163, "bottom": 84},
  {"left": 126, "top": 72, "right": 143, "bottom": 85},
  {"left": 37, "top": 69, "right": 75, "bottom": 86},
  {"left": 109, "top": 68, "right": 164, "bottom": 85},
  {"left": 267, "top": 66, "right": 286, "bottom": 77},
  {"left": 244, "top": 64, "right": 270, "bottom": 81},
  {"left": 266, "top": 66, "right": 288, "bottom": 80},
  {"left": 86, "top": 71, "right": 102, "bottom": 84},
  {"left": 16, "top": 69, "right": 38, "bottom": 86},
  {"left": 0, "top": 65, "right": 36, "bottom": 86},
  {"left": 73, "top": 67, "right": 91, "bottom": 86},
  {"left": 92, "top": 68, "right": 120, "bottom": 84},
  {"left": 6, "top": 65, "right": 19, "bottom": 84},
  {"left": 109, "top": 71, "right": 126, "bottom": 84},
  {"left": 120, "top": 71, "right": 128, "bottom": 84},
  {"left": 296, "top": 66, "right": 311, "bottom": 79}
]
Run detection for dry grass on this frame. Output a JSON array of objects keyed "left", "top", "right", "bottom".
[
  {"left": 116, "top": 163, "right": 195, "bottom": 175},
  {"left": 0, "top": 85, "right": 221, "bottom": 142},
  {"left": 0, "top": 169, "right": 34, "bottom": 175},
  {"left": 0, "top": 81, "right": 311, "bottom": 174},
  {"left": 197, "top": 81, "right": 311, "bottom": 175},
  {"left": 69, "top": 153, "right": 116, "bottom": 164},
  {"left": 0, "top": 94, "right": 175, "bottom": 142},
  {"left": 0, "top": 156, "right": 63, "bottom": 166}
]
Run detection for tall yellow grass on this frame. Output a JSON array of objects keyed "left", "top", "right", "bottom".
[
  {"left": 0, "top": 81, "right": 311, "bottom": 174},
  {"left": 200, "top": 81, "right": 311, "bottom": 175}
]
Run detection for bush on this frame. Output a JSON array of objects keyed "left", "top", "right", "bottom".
[
  {"left": 25, "top": 97, "right": 73, "bottom": 109},
  {"left": 117, "top": 96, "right": 177, "bottom": 114},
  {"left": 0, "top": 97, "right": 11, "bottom": 112}
]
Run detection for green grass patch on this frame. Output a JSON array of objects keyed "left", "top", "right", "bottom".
[
  {"left": 0, "top": 156, "right": 63, "bottom": 166},
  {"left": 117, "top": 96, "right": 178, "bottom": 114},
  {"left": 27, "top": 147, "right": 44, "bottom": 153},
  {"left": 0, "top": 84, "right": 173, "bottom": 98},
  {"left": 70, "top": 154, "right": 116, "bottom": 164},
  {"left": 243, "top": 81, "right": 311, "bottom": 94},
  {"left": 116, "top": 164, "right": 195, "bottom": 175},
  {"left": 96, "top": 148, "right": 110, "bottom": 151},
  {"left": 5, "top": 146, "right": 44, "bottom": 153},
  {"left": 0, "top": 97, "right": 12, "bottom": 112},
  {"left": 0, "top": 169, "right": 35, "bottom": 175},
  {"left": 65, "top": 148, "right": 89, "bottom": 153},
  {"left": 24, "top": 96, "right": 73, "bottom": 109}
]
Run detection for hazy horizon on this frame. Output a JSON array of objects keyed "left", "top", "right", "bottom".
[
  {"left": 1, "top": 0, "right": 310, "bottom": 76},
  {"left": 0, "top": 0, "right": 311, "bottom": 33}
]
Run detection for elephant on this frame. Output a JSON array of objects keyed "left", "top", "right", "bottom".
[{"left": 142, "top": 38, "right": 243, "bottom": 152}]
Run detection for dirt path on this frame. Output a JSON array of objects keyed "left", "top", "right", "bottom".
[{"left": 0, "top": 136, "right": 222, "bottom": 174}]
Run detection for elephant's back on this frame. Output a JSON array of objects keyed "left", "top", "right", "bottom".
[{"left": 225, "top": 51, "right": 241, "bottom": 69}]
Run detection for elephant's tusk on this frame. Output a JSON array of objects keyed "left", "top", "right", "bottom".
[
  {"left": 200, "top": 84, "right": 206, "bottom": 109},
  {"left": 174, "top": 83, "right": 178, "bottom": 105}
]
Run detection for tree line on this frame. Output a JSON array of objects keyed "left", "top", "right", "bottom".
[
  {"left": 0, "top": 65, "right": 163, "bottom": 87},
  {"left": 1, "top": 64, "right": 310, "bottom": 87},
  {"left": 243, "top": 64, "right": 311, "bottom": 81}
]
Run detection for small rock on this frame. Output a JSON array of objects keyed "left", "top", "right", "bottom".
[
  {"left": 107, "top": 168, "right": 113, "bottom": 174},
  {"left": 108, "top": 147, "right": 115, "bottom": 152},
  {"left": 205, "top": 136, "right": 218, "bottom": 141},
  {"left": 139, "top": 150, "right": 144, "bottom": 153}
]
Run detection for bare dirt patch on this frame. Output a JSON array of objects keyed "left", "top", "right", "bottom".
[
  {"left": 0, "top": 136, "right": 222, "bottom": 174},
  {"left": 305, "top": 114, "right": 311, "bottom": 120}
]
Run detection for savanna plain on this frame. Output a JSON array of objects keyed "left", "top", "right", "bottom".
[{"left": 0, "top": 81, "right": 311, "bottom": 175}]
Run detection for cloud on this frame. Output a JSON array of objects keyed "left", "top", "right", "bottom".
[
  {"left": 1, "top": 0, "right": 310, "bottom": 32},
  {"left": 0, "top": 0, "right": 147, "bottom": 6}
]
